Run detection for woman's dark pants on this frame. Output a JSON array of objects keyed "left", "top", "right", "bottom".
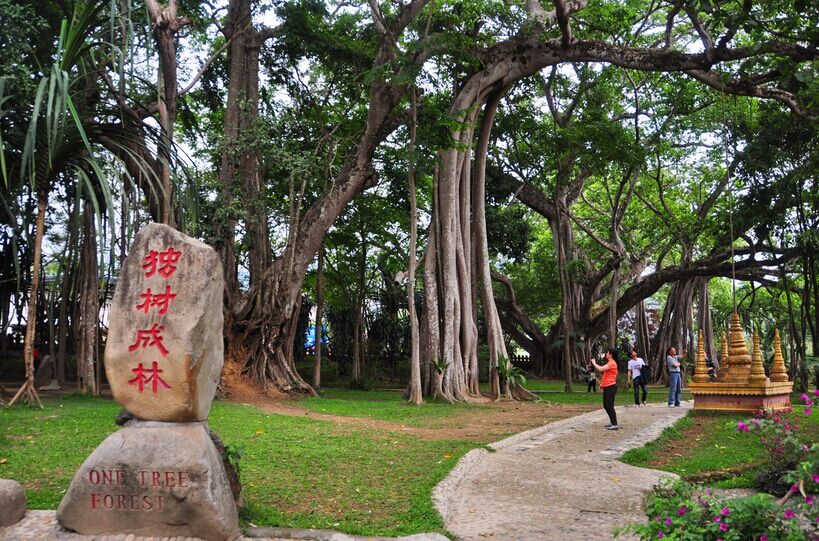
[{"left": 603, "top": 385, "right": 617, "bottom": 425}]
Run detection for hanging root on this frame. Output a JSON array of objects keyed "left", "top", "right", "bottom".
[
  {"left": 7, "top": 380, "right": 43, "bottom": 408},
  {"left": 510, "top": 384, "right": 539, "bottom": 401}
]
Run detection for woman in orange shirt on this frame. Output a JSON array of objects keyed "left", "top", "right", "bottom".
[{"left": 591, "top": 348, "right": 619, "bottom": 430}]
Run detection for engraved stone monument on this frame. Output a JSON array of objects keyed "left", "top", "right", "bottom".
[{"left": 57, "top": 223, "right": 240, "bottom": 540}]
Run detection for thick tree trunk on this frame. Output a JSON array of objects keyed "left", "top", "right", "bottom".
[
  {"left": 782, "top": 270, "right": 807, "bottom": 389},
  {"left": 56, "top": 208, "right": 79, "bottom": 385},
  {"left": 553, "top": 207, "right": 586, "bottom": 391},
  {"left": 226, "top": 0, "right": 431, "bottom": 396},
  {"left": 146, "top": 0, "right": 187, "bottom": 227},
  {"left": 312, "top": 242, "right": 325, "bottom": 391},
  {"left": 474, "top": 92, "right": 504, "bottom": 399},
  {"left": 696, "top": 277, "right": 718, "bottom": 366},
  {"left": 217, "top": 0, "right": 271, "bottom": 304},
  {"left": 635, "top": 298, "right": 652, "bottom": 381},
  {"left": 406, "top": 89, "right": 423, "bottom": 405},
  {"left": 76, "top": 201, "right": 99, "bottom": 395},
  {"left": 422, "top": 225, "right": 446, "bottom": 400},
  {"left": 351, "top": 231, "right": 367, "bottom": 386},
  {"left": 650, "top": 278, "right": 696, "bottom": 385}
]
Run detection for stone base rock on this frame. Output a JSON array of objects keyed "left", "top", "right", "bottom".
[
  {"left": 0, "top": 479, "right": 26, "bottom": 526},
  {"left": 57, "top": 421, "right": 239, "bottom": 541}
]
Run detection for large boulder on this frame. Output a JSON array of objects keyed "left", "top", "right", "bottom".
[
  {"left": 57, "top": 421, "right": 240, "bottom": 540},
  {"left": 105, "top": 223, "right": 224, "bottom": 422},
  {"left": 0, "top": 478, "right": 26, "bottom": 526}
]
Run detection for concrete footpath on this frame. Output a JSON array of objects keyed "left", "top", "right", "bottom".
[
  {"left": 1, "top": 402, "right": 690, "bottom": 541},
  {"left": 434, "top": 401, "right": 692, "bottom": 541}
]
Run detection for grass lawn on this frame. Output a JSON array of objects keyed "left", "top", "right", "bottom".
[
  {"left": 517, "top": 378, "right": 694, "bottom": 406},
  {"left": 6, "top": 385, "right": 807, "bottom": 537},
  {"left": 301, "top": 389, "right": 482, "bottom": 426},
  {"left": 0, "top": 393, "right": 482, "bottom": 537},
  {"left": 620, "top": 402, "right": 819, "bottom": 489}
]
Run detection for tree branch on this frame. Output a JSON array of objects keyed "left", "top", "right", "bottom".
[
  {"left": 685, "top": 69, "right": 810, "bottom": 117},
  {"left": 552, "top": 0, "right": 574, "bottom": 49},
  {"left": 178, "top": 38, "right": 232, "bottom": 97}
]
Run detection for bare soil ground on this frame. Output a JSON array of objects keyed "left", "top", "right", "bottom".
[
  {"left": 223, "top": 375, "right": 596, "bottom": 443},
  {"left": 643, "top": 414, "right": 711, "bottom": 469},
  {"left": 4, "top": 376, "right": 597, "bottom": 443}
]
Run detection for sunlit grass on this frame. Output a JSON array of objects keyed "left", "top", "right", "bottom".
[
  {"left": 620, "top": 405, "right": 819, "bottom": 489},
  {"left": 0, "top": 394, "right": 477, "bottom": 536}
]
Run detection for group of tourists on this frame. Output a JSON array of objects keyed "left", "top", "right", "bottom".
[{"left": 584, "top": 345, "right": 687, "bottom": 431}]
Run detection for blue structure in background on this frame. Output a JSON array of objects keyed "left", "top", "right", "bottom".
[{"left": 304, "top": 325, "right": 329, "bottom": 352}]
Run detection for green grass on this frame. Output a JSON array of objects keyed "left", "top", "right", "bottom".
[
  {"left": 522, "top": 378, "right": 694, "bottom": 406},
  {"left": 0, "top": 393, "right": 478, "bottom": 537},
  {"left": 620, "top": 404, "right": 819, "bottom": 489},
  {"left": 301, "top": 389, "right": 485, "bottom": 426}
]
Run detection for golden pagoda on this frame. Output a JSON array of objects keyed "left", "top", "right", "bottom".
[{"left": 689, "top": 312, "right": 793, "bottom": 412}]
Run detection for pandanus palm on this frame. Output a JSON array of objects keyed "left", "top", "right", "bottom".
[{"left": 1, "top": 1, "right": 160, "bottom": 405}]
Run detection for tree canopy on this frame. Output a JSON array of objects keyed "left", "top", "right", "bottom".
[{"left": 1, "top": 0, "right": 817, "bottom": 405}]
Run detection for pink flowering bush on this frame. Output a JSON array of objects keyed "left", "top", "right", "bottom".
[
  {"left": 619, "top": 391, "right": 819, "bottom": 540},
  {"left": 615, "top": 479, "right": 805, "bottom": 540},
  {"left": 738, "top": 392, "right": 819, "bottom": 501}
]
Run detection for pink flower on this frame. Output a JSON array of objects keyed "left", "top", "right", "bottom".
[
  {"left": 801, "top": 394, "right": 810, "bottom": 402},
  {"left": 737, "top": 421, "right": 750, "bottom": 432},
  {"left": 677, "top": 507, "right": 687, "bottom": 516},
  {"left": 784, "top": 509, "right": 795, "bottom": 519},
  {"left": 657, "top": 532, "right": 664, "bottom": 539},
  {"left": 714, "top": 516, "right": 722, "bottom": 522},
  {"left": 812, "top": 474, "right": 819, "bottom": 483},
  {"left": 720, "top": 507, "right": 730, "bottom": 516},
  {"left": 804, "top": 445, "right": 810, "bottom": 452},
  {"left": 806, "top": 495, "right": 814, "bottom": 505},
  {"left": 719, "top": 522, "right": 728, "bottom": 532},
  {"left": 812, "top": 389, "right": 819, "bottom": 397},
  {"left": 807, "top": 408, "right": 813, "bottom": 416},
  {"left": 760, "top": 536, "right": 769, "bottom": 541}
]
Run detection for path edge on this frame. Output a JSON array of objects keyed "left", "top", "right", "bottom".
[{"left": 432, "top": 402, "right": 691, "bottom": 523}]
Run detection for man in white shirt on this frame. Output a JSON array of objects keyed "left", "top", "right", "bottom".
[{"left": 627, "top": 348, "right": 649, "bottom": 406}]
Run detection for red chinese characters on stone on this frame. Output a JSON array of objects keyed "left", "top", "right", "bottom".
[
  {"left": 135, "top": 285, "right": 176, "bottom": 315},
  {"left": 129, "top": 246, "right": 182, "bottom": 396},
  {"left": 128, "top": 324, "right": 169, "bottom": 356},
  {"left": 128, "top": 361, "right": 171, "bottom": 393},
  {"left": 142, "top": 247, "right": 182, "bottom": 278}
]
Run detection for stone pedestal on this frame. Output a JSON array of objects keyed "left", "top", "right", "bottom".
[
  {"left": 689, "top": 380, "right": 793, "bottom": 412},
  {"left": 57, "top": 422, "right": 239, "bottom": 540},
  {"left": 58, "top": 223, "right": 239, "bottom": 540},
  {"left": 691, "top": 314, "right": 793, "bottom": 412}
]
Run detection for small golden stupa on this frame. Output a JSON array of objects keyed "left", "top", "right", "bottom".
[{"left": 689, "top": 312, "right": 793, "bottom": 412}]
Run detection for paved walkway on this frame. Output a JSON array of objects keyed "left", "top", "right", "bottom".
[
  {"left": 433, "top": 401, "right": 692, "bottom": 541},
  {"left": 1, "top": 401, "right": 690, "bottom": 541}
]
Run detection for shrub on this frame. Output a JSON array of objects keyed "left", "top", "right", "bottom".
[
  {"left": 616, "top": 478, "right": 806, "bottom": 540},
  {"left": 619, "top": 390, "right": 819, "bottom": 539}
]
